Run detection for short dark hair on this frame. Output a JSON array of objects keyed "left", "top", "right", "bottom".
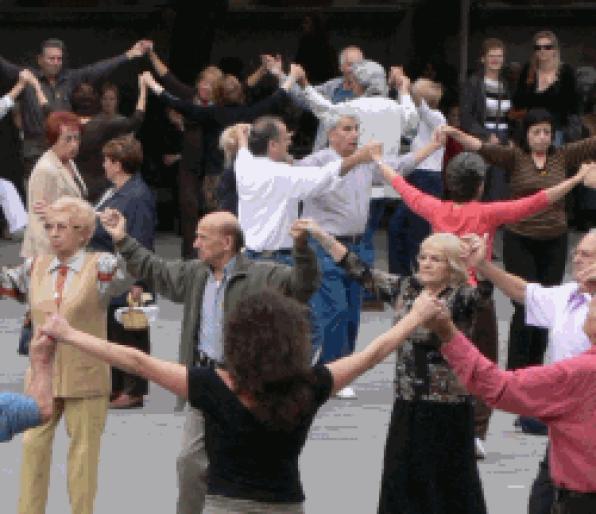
[
  {"left": 519, "top": 108, "right": 554, "bottom": 153},
  {"left": 445, "top": 152, "right": 487, "bottom": 202},
  {"left": 71, "top": 82, "right": 100, "bottom": 117},
  {"left": 248, "top": 115, "right": 283, "bottom": 156},
  {"left": 102, "top": 135, "right": 143, "bottom": 174},
  {"left": 481, "top": 37, "right": 505, "bottom": 57},
  {"left": 40, "top": 38, "right": 65, "bottom": 54},
  {"left": 224, "top": 289, "right": 315, "bottom": 431}
]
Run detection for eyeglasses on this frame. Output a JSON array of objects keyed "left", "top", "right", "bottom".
[{"left": 534, "top": 44, "right": 554, "bottom": 51}]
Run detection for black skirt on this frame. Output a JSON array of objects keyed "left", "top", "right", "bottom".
[{"left": 378, "top": 398, "right": 487, "bottom": 514}]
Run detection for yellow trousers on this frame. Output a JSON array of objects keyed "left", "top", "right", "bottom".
[{"left": 18, "top": 395, "right": 108, "bottom": 514}]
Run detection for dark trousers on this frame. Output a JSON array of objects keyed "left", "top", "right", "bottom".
[
  {"left": 502, "top": 230, "right": 567, "bottom": 370},
  {"left": 471, "top": 297, "right": 498, "bottom": 439},
  {"left": 108, "top": 305, "right": 150, "bottom": 396},
  {"left": 177, "top": 165, "right": 200, "bottom": 260},
  {"left": 388, "top": 170, "right": 442, "bottom": 276},
  {"left": 529, "top": 448, "right": 554, "bottom": 514}
]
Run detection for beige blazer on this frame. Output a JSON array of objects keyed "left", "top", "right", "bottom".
[{"left": 21, "top": 149, "right": 87, "bottom": 258}]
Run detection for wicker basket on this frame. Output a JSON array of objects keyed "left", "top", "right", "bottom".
[{"left": 120, "top": 308, "right": 149, "bottom": 331}]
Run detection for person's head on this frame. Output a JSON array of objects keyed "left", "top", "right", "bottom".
[
  {"left": 100, "top": 82, "right": 119, "bottom": 117},
  {"left": 46, "top": 111, "right": 82, "bottom": 161},
  {"left": 70, "top": 82, "right": 100, "bottom": 117},
  {"left": 445, "top": 152, "right": 487, "bottom": 202},
  {"left": 411, "top": 78, "right": 443, "bottom": 109},
  {"left": 327, "top": 114, "right": 359, "bottom": 157},
  {"left": 572, "top": 229, "right": 596, "bottom": 281},
  {"left": 224, "top": 289, "right": 315, "bottom": 430},
  {"left": 519, "top": 108, "right": 554, "bottom": 154},
  {"left": 45, "top": 196, "right": 96, "bottom": 258},
  {"left": 447, "top": 104, "right": 460, "bottom": 128},
  {"left": 195, "top": 66, "right": 223, "bottom": 104},
  {"left": 349, "top": 60, "right": 388, "bottom": 97},
  {"left": 193, "top": 211, "right": 244, "bottom": 268},
  {"left": 213, "top": 74, "right": 244, "bottom": 106},
  {"left": 416, "top": 233, "right": 468, "bottom": 289},
  {"left": 102, "top": 135, "right": 143, "bottom": 182},
  {"left": 248, "top": 115, "right": 291, "bottom": 162},
  {"left": 339, "top": 45, "right": 364, "bottom": 79},
  {"left": 481, "top": 38, "right": 505, "bottom": 74},
  {"left": 532, "top": 30, "right": 560, "bottom": 69},
  {"left": 38, "top": 38, "right": 65, "bottom": 78}
]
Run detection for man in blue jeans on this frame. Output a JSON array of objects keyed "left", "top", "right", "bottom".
[{"left": 1, "top": 331, "right": 55, "bottom": 442}]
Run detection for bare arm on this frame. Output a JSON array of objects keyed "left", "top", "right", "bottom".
[
  {"left": 327, "top": 292, "right": 440, "bottom": 393},
  {"left": 26, "top": 333, "right": 56, "bottom": 423},
  {"left": 147, "top": 49, "right": 169, "bottom": 77},
  {"left": 22, "top": 70, "right": 48, "bottom": 108},
  {"left": 544, "top": 162, "right": 592, "bottom": 204},
  {"left": 436, "top": 125, "right": 482, "bottom": 152},
  {"left": 6, "top": 73, "right": 27, "bottom": 102},
  {"left": 303, "top": 219, "right": 348, "bottom": 262},
  {"left": 42, "top": 316, "right": 188, "bottom": 399}
]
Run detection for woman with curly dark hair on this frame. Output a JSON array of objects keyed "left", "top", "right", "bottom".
[{"left": 39, "top": 258, "right": 441, "bottom": 514}]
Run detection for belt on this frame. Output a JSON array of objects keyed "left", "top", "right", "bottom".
[
  {"left": 194, "top": 349, "right": 221, "bottom": 369},
  {"left": 555, "top": 487, "right": 596, "bottom": 502},
  {"left": 249, "top": 248, "right": 292, "bottom": 258},
  {"left": 334, "top": 234, "right": 362, "bottom": 245}
]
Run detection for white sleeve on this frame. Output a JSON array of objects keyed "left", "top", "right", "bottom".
[
  {"left": 303, "top": 85, "right": 336, "bottom": 119},
  {"left": 97, "top": 253, "right": 132, "bottom": 301},
  {"left": 280, "top": 159, "right": 343, "bottom": 200},
  {"left": 397, "top": 93, "right": 419, "bottom": 133},
  {"left": 418, "top": 99, "right": 446, "bottom": 128},
  {"left": 525, "top": 283, "right": 559, "bottom": 329},
  {"left": 0, "top": 95, "right": 14, "bottom": 121}
]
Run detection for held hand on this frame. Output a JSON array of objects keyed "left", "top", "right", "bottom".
[
  {"left": 236, "top": 123, "right": 251, "bottom": 148},
  {"left": 581, "top": 162, "right": 596, "bottom": 189},
  {"left": 40, "top": 314, "right": 73, "bottom": 343},
  {"left": 460, "top": 233, "right": 488, "bottom": 268},
  {"left": 409, "top": 290, "right": 444, "bottom": 323},
  {"left": 33, "top": 199, "right": 48, "bottom": 220},
  {"left": 98, "top": 208, "right": 127, "bottom": 243},
  {"left": 294, "top": 217, "right": 321, "bottom": 238},
  {"left": 423, "top": 302, "right": 454, "bottom": 338},
  {"left": 19, "top": 69, "right": 36, "bottom": 85},
  {"left": 397, "top": 74, "right": 410, "bottom": 93},
  {"left": 29, "top": 330, "right": 56, "bottom": 365},
  {"left": 290, "top": 218, "right": 309, "bottom": 246},
  {"left": 366, "top": 141, "right": 383, "bottom": 162},
  {"left": 432, "top": 125, "right": 449, "bottom": 145}
]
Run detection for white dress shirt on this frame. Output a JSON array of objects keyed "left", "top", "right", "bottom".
[
  {"left": 235, "top": 147, "right": 343, "bottom": 251},
  {"left": 0, "top": 94, "right": 14, "bottom": 120},
  {"left": 303, "top": 85, "right": 419, "bottom": 164},
  {"left": 297, "top": 147, "right": 373, "bottom": 236},
  {"left": 525, "top": 281, "right": 591, "bottom": 364},
  {"left": 410, "top": 99, "right": 446, "bottom": 172}
]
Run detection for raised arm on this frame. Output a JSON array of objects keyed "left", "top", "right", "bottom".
[
  {"left": 41, "top": 314, "right": 188, "bottom": 399},
  {"left": 0, "top": 73, "right": 27, "bottom": 120},
  {"left": 98, "top": 208, "right": 189, "bottom": 302},
  {"left": 22, "top": 70, "right": 49, "bottom": 110},
  {"left": 463, "top": 234, "right": 527, "bottom": 303},
  {"left": 436, "top": 124, "right": 482, "bottom": 152},
  {"left": 327, "top": 292, "right": 440, "bottom": 394}
]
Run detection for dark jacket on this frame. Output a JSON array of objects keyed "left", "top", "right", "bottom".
[
  {"left": 114, "top": 235, "right": 321, "bottom": 409},
  {"left": 460, "top": 72, "right": 513, "bottom": 141}
]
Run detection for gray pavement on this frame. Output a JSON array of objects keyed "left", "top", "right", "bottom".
[{"left": 0, "top": 229, "right": 579, "bottom": 514}]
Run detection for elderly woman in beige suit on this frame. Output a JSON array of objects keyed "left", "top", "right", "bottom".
[
  {"left": 22, "top": 111, "right": 88, "bottom": 258},
  {"left": 1, "top": 196, "right": 128, "bottom": 514}
]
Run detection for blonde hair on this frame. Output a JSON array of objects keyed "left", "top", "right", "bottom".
[
  {"left": 412, "top": 78, "right": 443, "bottom": 109},
  {"left": 47, "top": 196, "right": 96, "bottom": 247},
  {"left": 219, "top": 124, "right": 243, "bottom": 168},
  {"left": 527, "top": 30, "right": 561, "bottom": 86},
  {"left": 418, "top": 233, "right": 468, "bottom": 286}
]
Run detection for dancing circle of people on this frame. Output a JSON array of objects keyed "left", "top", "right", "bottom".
[{"left": 1, "top": 30, "right": 596, "bottom": 514}]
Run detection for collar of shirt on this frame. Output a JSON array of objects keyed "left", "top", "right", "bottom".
[
  {"left": 208, "top": 256, "right": 237, "bottom": 282},
  {"left": 48, "top": 249, "right": 86, "bottom": 275}
]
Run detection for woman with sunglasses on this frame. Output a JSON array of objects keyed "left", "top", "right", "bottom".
[{"left": 513, "top": 30, "right": 581, "bottom": 146}]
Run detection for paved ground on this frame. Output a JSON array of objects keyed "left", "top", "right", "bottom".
[{"left": 0, "top": 229, "right": 578, "bottom": 513}]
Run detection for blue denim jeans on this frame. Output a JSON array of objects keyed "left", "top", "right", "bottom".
[
  {"left": 0, "top": 392, "right": 41, "bottom": 442},
  {"left": 388, "top": 169, "right": 443, "bottom": 276},
  {"left": 309, "top": 238, "right": 363, "bottom": 364}
]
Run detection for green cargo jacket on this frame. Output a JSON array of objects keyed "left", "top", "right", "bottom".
[{"left": 115, "top": 235, "right": 321, "bottom": 409}]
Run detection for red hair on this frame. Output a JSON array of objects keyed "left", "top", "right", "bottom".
[{"left": 45, "top": 111, "right": 81, "bottom": 146}]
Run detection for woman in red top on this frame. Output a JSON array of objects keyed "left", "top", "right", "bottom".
[{"left": 375, "top": 147, "right": 594, "bottom": 451}]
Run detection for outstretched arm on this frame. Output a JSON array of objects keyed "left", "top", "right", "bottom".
[
  {"left": 327, "top": 292, "right": 441, "bottom": 393},
  {"left": 435, "top": 124, "right": 482, "bottom": 152},
  {"left": 41, "top": 315, "right": 188, "bottom": 399}
]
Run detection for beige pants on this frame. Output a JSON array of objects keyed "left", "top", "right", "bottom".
[{"left": 18, "top": 395, "right": 109, "bottom": 514}]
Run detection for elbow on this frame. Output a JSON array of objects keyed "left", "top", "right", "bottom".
[{"left": 38, "top": 400, "right": 53, "bottom": 424}]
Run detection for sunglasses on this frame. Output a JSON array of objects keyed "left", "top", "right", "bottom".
[{"left": 534, "top": 44, "right": 554, "bottom": 51}]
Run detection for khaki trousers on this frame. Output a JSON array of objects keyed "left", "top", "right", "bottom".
[{"left": 18, "top": 395, "right": 109, "bottom": 514}]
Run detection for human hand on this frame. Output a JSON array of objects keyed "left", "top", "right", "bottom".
[
  {"left": 33, "top": 199, "right": 48, "bottom": 220},
  {"left": 290, "top": 218, "right": 310, "bottom": 246},
  {"left": 580, "top": 162, "right": 596, "bottom": 189},
  {"left": 29, "top": 330, "right": 56, "bottom": 365},
  {"left": 409, "top": 290, "right": 445, "bottom": 323},
  {"left": 19, "top": 69, "right": 36, "bottom": 85},
  {"left": 488, "top": 133, "right": 500, "bottom": 145},
  {"left": 433, "top": 125, "right": 450, "bottom": 145},
  {"left": 356, "top": 141, "right": 383, "bottom": 163},
  {"left": 459, "top": 233, "right": 488, "bottom": 268},
  {"left": 163, "top": 154, "right": 181, "bottom": 167},
  {"left": 98, "top": 208, "right": 127, "bottom": 243},
  {"left": 40, "top": 314, "right": 73, "bottom": 343},
  {"left": 388, "top": 66, "right": 403, "bottom": 88}
]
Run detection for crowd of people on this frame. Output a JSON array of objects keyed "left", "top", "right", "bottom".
[{"left": 1, "top": 28, "right": 596, "bottom": 514}]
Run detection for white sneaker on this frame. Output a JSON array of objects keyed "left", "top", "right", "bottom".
[
  {"left": 335, "top": 386, "right": 357, "bottom": 399},
  {"left": 475, "top": 437, "right": 487, "bottom": 460}
]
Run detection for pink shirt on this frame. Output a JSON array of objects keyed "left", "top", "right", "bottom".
[
  {"left": 442, "top": 331, "right": 596, "bottom": 493},
  {"left": 391, "top": 175, "right": 549, "bottom": 282}
]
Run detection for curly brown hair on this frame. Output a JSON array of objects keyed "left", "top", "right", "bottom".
[{"left": 224, "top": 289, "right": 316, "bottom": 431}]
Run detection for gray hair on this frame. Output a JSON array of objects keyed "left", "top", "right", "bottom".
[
  {"left": 351, "top": 60, "right": 388, "bottom": 97},
  {"left": 445, "top": 152, "right": 487, "bottom": 202},
  {"left": 324, "top": 113, "right": 359, "bottom": 133}
]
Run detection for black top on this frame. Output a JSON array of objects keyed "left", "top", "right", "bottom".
[
  {"left": 513, "top": 62, "right": 579, "bottom": 129},
  {"left": 188, "top": 364, "right": 333, "bottom": 503}
]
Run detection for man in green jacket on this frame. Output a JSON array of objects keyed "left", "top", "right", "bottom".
[{"left": 98, "top": 208, "right": 320, "bottom": 514}]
